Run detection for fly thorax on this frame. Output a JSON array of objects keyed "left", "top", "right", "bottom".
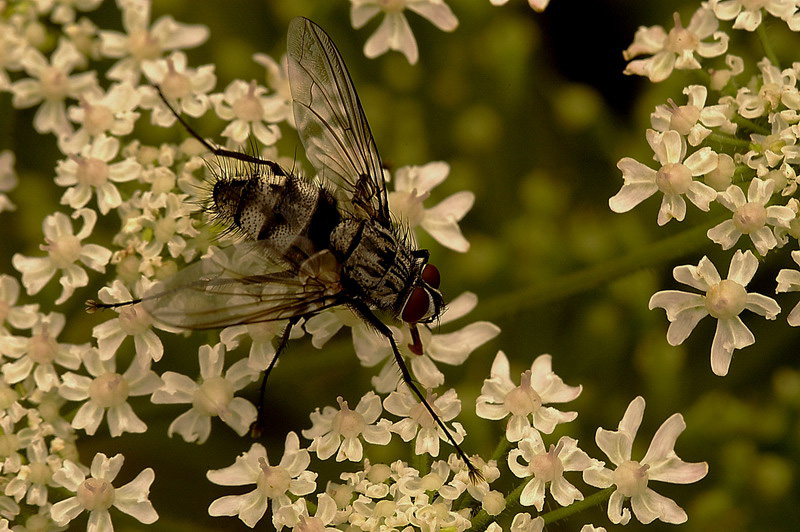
[{"left": 331, "top": 219, "right": 416, "bottom": 315}]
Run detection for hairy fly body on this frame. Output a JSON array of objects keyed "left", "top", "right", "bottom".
[{"left": 88, "top": 17, "right": 479, "bottom": 480}]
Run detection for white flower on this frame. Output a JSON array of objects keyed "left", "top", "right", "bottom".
[
  {"left": 1, "top": 313, "right": 82, "bottom": 392},
  {"left": 50, "top": 452, "right": 158, "bottom": 529},
  {"left": 351, "top": 0, "right": 458, "bottom": 64},
  {"left": 650, "top": 85, "right": 736, "bottom": 146},
  {"left": 623, "top": 8, "right": 728, "bottom": 83},
  {"left": 54, "top": 134, "right": 142, "bottom": 214},
  {"left": 59, "top": 81, "right": 141, "bottom": 154},
  {"left": 476, "top": 350, "right": 581, "bottom": 442},
  {"left": 384, "top": 386, "right": 465, "bottom": 457},
  {"left": 609, "top": 129, "right": 718, "bottom": 225},
  {"left": 510, "top": 513, "right": 544, "bottom": 532},
  {"left": 206, "top": 434, "right": 317, "bottom": 529},
  {"left": 490, "top": 0, "right": 551, "bottom": 12},
  {"left": 274, "top": 494, "right": 340, "bottom": 532},
  {"left": 92, "top": 279, "right": 166, "bottom": 364},
  {"left": 583, "top": 396, "right": 708, "bottom": 525},
  {"left": 776, "top": 250, "right": 800, "bottom": 326},
  {"left": 388, "top": 162, "right": 474, "bottom": 252},
  {"left": 99, "top": 0, "right": 209, "bottom": 83},
  {"left": 302, "top": 392, "right": 392, "bottom": 462},
  {"left": 744, "top": 114, "right": 796, "bottom": 176},
  {"left": 0, "top": 274, "right": 39, "bottom": 332},
  {"left": 12, "top": 208, "right": 111, "bottom": 304},
  {"left": 59, "top": 348, "right": 162, "bottom": 437},
  {"left": 150, "top": 343, "right": 259, "bottom": 443},
  {"left": 707, "top": 179, "right": 794, "bottom": 256},
  {"left": 0, "top": 23, "right": 25, "bottom": 91},
  {"left": 252, "top": 53, "right": 294, "bottom": 126},
  {"left": 140, "top": 51, "right": 216, "bottom": 127},
  {"left": 0, "top": 416, "right": 36, "bottom": 475},
  {"left": 709, "top": 0, "right": 796, "bottom": 31},
  {"left": 0, "top": 150, "right": 18, "bottom": 212},
  {"left": 508, "top": 431, "right": 596, "bottom": 511},
  {"left": 335, "top": 292, "right": 499, "bottom": 393},
  {"left": 734, "top": 58, "right": 797, "bottom": 119},
  {"left": 4, "top": 437, "right": 61, "bottom": 506},
  {"left": 210, "top": 79, "right": 283, "bottom": 146},
  {"left": 10, "top": 38, "right": 97, "bottom": 135},
  {"left": 220, "top": 320, "right": 301, "bottom": 372},
  {"left": 649, "top": 250, "right": 780, "bottom": 376}
]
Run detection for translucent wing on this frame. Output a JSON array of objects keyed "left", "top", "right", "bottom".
[
  {"left": 287, "top": 17, "right": 391, "bottom": 225},
  {"left": 141, "top": 244, "right": 345, "bottom": 330}
]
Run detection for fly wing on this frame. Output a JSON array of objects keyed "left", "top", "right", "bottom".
[
  {"left": 141, "top": 244, "right": 345, "bottom": 330},
  {"left": 287, "top": 17, "right": 391, "bottom": 225}
]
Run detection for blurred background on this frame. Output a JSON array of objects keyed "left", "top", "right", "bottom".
[{"left": 3, "top": 0, "right": 800, "bottom": 530}]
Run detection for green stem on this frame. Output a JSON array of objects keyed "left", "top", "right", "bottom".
[
  {"left": 732, "top": 114, "right": 770, "bottom": 136},
  {"left": 756, "top": 21, "right": 780, "bottom": 68},
  {"left": 413, "top": 452, "right": 430, "bottom": 477},
  {"left": 540, "top": 487, "right": 615, "bottom": 524},
  {"left": 490, "top": 437, "right": 511, "bottom": 463},
  {"left": 706, "top": 132, "right": 753, "bottom": 150},
  {"left": 473, "top": 219, "right": 720, "bottom": 323}
]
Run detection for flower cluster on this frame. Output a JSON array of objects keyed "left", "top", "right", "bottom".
[
  {"left": 0, "top": 0, "right": 709, "bottom": 531},
  {"left": 612, "top": 1, "right": 800, "bottom": 375}
]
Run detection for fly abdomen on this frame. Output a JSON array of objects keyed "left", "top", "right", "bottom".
[{"left": 211, "top": 171, "right": 340, "bottom": 266}]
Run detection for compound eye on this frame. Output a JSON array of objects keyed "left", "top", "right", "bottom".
[
  {"left": 421, "top": 264, "right": 440, "bottom": 289},
  {"left": 402, "top": 287, "right": 429, "bottom": 323}
]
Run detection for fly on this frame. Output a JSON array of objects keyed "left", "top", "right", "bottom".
[{"left": 87, "top": 17, "right": 480, "bottom": 481}]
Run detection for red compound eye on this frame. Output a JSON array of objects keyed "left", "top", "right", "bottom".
[
  {"left": 402, "top": 287, "right": 429, "bottom": 323},
  {"left": 421, "top": 264, "right": 440, "bottom": 289}
]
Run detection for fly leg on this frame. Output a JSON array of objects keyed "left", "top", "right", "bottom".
[
  {"left": 154, "top": 86, "right": 287, "bottom": 177},
  {"left": 352, "top": 303, "right": 483, "bottom": 482},
  {"left": 250, "top": 316, "right": 301, "bottom": 438}
]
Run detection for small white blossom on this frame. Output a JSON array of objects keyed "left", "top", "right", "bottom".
[
  {"left": 59, "top": 81, "right": 141, "bottom": 154},
  {"left": 1, "top": 313, "right": 82, "bottom": 392},
  {"left": 623, "top": 8, "right": 728, "bottom": 82},
  {"left": 302, "top": 392, "right": 392, "bottom": 462},
  {"left": 709, "top": 0, "right": 795, "bottom": 31},
  {"left": 388, "top": 162, "right": 474, "bottom": 252},
  {"left": 776, "top": 250, "right": 800, "bottom": 326},
  {"left": 707, "top": 179, "right": 794, "bottom": 256},
  {"left": 650, "top": 85, "right": 736, "bottom": 146},
  {"left": 490, "top": 0, "right": 550, "bottom": 12},
  {"left": 0, "top": 274, "right": 39, "bottom": 332},
  {"left": 140, "top": 51, "right": 216, "bottom": 127},
  {"left": 151, "top": 343, "right": 259, "bottom": 443},
  {"left": 92, "top": 279, "right": 166, "bottom": 364},
  {"left": 59, "top": 348, "right": 162, "bottom": 437},
  {"left": 207, "top": 434, "right": 317, "bottom": 529},
  {"left": 210, "top": 79, "right": 283, "bottom": 146},
  {"left": 11, "top": 38, "right": 97, "bottom": 135},
  {"left": 12, "top": 208, "right": 112, "bottom": 305},
  {"left": 649, "top": 250, "right": 781, "bottom": 376},
  {"left": 476, "top": 350, "right": 581, "bottom": 442},
  {"left": 0, "top": 416, "right": 37, "bottom": 475},
  {"left": 220, "top": 320, "right": 302, "bottom": 372},
  {"left": 734, "top": 58, "right": 797, "bottom": 119},
  {"left": 99, "top": 0, "right": 209, "bottom": 83},
  {"left": 609, "top": 129, "right": 718, "bottom": 225},
  {"left": 54, "top": 134, "right": 142, "bottom": 214},
  {"left": 508, "top": 431, "right": 596, "bottom": 511},
  {"left": 274, "top": 493, "right": 340, "bottom": 532},
  {"left": 0, "top": 150, "right": 18, "bottom": 212},
  {"left": 252, "top": 53, "right": 293, "bottom": 125},
  {"left": 4, "top": 437, "right": 61, "bottom": 506},
  {"left": 384, "top": 386, "right": 465, "bottom": 457},
  {"left": 583, "top": 396, "right": 708, "bottom": 525},
  {"left": 50, "top": 452, "right": 158, "bottom": 529},
  {"left": 347, "top": 292, "right": 499, "bottom": 392},
  {"left": 350, "top": 0, "right": 458, "bottom": 64}
]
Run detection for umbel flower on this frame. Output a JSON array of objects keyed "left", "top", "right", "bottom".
[
  {"left": 583, "top": 397, "right": 708, "bottom": 525},
  {"left": 649, "top": 250, "right": 780, "bottom": 376}
]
